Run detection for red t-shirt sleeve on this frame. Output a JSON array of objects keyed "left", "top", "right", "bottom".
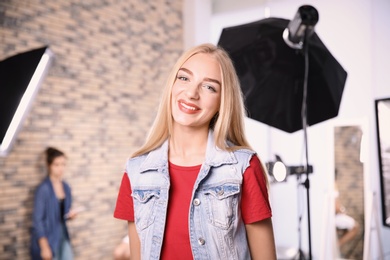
[
  {"left": 113, "top": 173, "right": 134, "bottom": 221},
  {"left": 241, "top": 155, "right": 272, "bottom": 224}
]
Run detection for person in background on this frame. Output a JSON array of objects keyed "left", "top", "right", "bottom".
[
  {"left": 335, "top": 194, "right": 359, "bottom": 247},
  {"left": 114, "top": 43, "right": 276, "bottom": 259},
  {"left": 113, "top": 235, "right": 130, "bottom": 260},
  {"left": 334, "top": 169, "right": 359, "bottom": 251},
  {"left": 334, "top": 184, "right": 359, "bottom": 248},
  {"left": 30, "top": 147, "right": 78, "bottom": 260}
]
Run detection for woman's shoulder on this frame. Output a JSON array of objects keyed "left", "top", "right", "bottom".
[
  {"left": 230, "top": 148, "right": 259, "bottom": 169},
  {"left": 232, "top": 147, "right": 256, "bottom": 157},
  {"left": 225, "top": 139, "right": 255, "bottom": 154},
  {"left": 127, "top": 153, "right": 148, "bottom": 164},
  {"left": 125, "top": 153, "right": 150, "bottom": 171},
  {"left": 35, "top": 178, "right": 51, "bottom": 195}
]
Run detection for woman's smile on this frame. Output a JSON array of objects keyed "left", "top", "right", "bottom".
[{"left": 178, "top": 99, "right": 200, "bottom": 114}]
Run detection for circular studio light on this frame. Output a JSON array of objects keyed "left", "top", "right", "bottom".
[{"left": 273, "top": 161, "right": 287, "bottom": 182}]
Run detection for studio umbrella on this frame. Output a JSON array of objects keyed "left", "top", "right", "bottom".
[{"left": 218, "top": 17, "right": 347, "bottom": 133}]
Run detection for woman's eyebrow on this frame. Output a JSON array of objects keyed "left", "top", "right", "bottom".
[
  {"left": 179, "top": 67, "right": 221, "bottom": 86},
  {"left": 204, "top": 77, "right": 221, "bottom": 86},
  {"left": 178, "top": 67, "right": 192, "bottom": 75}
]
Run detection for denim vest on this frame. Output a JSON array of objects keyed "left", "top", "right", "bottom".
[{"left": 126, "top": 131, "right": 255, "bottom": 260}]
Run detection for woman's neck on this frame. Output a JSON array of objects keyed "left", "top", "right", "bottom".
[
  {"left": 49, "top": 175, "right": 62, "bottom": 183},
  {"left": 49, "top": 175, "right": 65, "bottom": 199},
  {"left": 169, "top": 127, "right": 209, "bottom": 166}
]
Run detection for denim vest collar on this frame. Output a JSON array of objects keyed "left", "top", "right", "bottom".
[{"left": 139, "top": 130, "right": 237, "bottom": 173}]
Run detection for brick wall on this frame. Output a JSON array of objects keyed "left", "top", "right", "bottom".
[
  {"left": 0, "top": 0, "right": 183, "bottom": 259},
  {"left": 334, "top": 126, "right": 364, "bottom": 259}
]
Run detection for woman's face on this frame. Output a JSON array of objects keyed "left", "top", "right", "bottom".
[
  {"left": 49, "top": 155, "right": 66, "bottom": 179},
  {"left": 171, "top": 53, "right": 222, "bottom": 130}
]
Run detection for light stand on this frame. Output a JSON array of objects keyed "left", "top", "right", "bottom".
[
  {"left": 283, "top": 5, "right": 319, "bottom": 260},
  {"left": 300, "top": 31, "right": 312, "bottom": 260},
  {"left": 218, "top": 5, "right": 347, "bottom": 259}
]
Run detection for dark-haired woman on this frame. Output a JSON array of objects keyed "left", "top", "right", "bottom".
[{"left": 30, "top": 147, "right": 77, "bottom": 260}]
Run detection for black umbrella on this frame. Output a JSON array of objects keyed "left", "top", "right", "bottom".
[{"left": 218, "top": 17, "right": 347, "bottom": 133}]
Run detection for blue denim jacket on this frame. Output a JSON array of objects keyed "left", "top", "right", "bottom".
[
  {"left": 126, "top": 131, "right": 255, "bottom": 259},
  {"left": 30, "top": 177, "right": 72, "bottom": 259}
]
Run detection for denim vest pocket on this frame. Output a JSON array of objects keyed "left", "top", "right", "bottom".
[
  {"left": 132, "top": 189, "right": 160, "bottom": 230},
  {"left": 203, "top": 183, "right": 240, "bottom": 229}
]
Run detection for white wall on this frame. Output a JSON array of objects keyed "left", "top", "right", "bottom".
[
  {"left": 184, "top": 0, "right": 390, "bottom": 258},
  {"left": 182, "top": 0, "right": 212, "bottom": 50}
]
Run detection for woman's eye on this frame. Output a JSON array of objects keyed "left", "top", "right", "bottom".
[
  {"left": 177, "top": 76, "right": 188, "bottom": 81},
  {"left": 204, "top": 85, "right": 216, "bottom": 92}
]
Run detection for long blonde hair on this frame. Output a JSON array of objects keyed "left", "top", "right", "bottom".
[{"left": 131, "top": 43, "right": 253, "bottom": 157}]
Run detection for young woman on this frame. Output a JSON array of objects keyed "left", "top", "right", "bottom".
[
  {"left": 114, "top": 43, "right": 276, "bottom": 259},
  {"left": 30, "top": 147, "right": 77, "bottom": 260}
]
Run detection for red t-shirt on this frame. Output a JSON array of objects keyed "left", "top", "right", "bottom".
[{"left": 113, "top": 155, "right": 272, "bottom": 259}]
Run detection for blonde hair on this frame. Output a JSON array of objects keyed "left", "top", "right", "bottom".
[{"left": 132, "top": 43, "right": 253, "bottom": 157}]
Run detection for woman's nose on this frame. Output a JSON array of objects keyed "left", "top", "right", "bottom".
[{"left": 185, "top": 83, "right": 200, "bottom": 99}]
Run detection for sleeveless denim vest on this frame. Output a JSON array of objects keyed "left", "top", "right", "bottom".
[{"left": 126, "top": 131, "right": 255, "bottom": 259}]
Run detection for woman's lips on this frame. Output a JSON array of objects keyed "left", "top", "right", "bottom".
[{"left": 178, "top": 100, "right": 200, "bottom": 114}]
